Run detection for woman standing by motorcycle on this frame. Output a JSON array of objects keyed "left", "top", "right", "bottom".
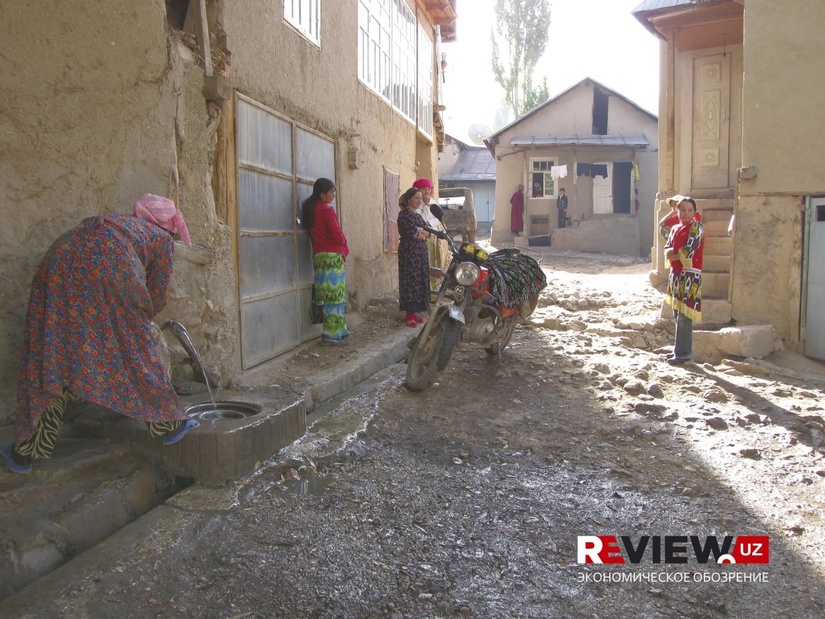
[{"left": 397, "top": 187, "right": 430, "bottom": 328}]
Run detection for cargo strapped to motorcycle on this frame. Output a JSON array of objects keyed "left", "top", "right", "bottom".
[{"left": 485, "top": 250, "right": 548, "bottom": 308}]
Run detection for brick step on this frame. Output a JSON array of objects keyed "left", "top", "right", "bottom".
[
  {"left": 703, "top": 254, "right": 731, "bottom": 273},
  {"left": 660, "top": 298, "right": 732, "bottom": 324},
  {"left": 705, "top": 236, "right": 732, "bottom": 256},
  {"left": 697, "top": 207, "right": 734, "bottom": 222},
  {"left": 701, "top": 299, "right": 732, "bottom": 324},
  {"left": 696, "top": 197, "right": 735, "bottom": 211},
  {"left": 703, "top": 272, "right": 729, "bottom": 298},
  {"left": 702, "top": 219, "right": 731, "bottom": 237}
]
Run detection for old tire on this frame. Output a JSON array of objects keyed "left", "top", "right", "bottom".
[{"left": 406, "top": 315, "right": 460, "bottom": 392}]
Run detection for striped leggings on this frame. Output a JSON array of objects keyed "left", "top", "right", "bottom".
[{"left": 14, "top": 387, "right": 184, "bottom": 461}]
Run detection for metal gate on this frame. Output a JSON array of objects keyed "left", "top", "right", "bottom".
[
  {"left": 236, "top": 95, "right": 336, "bottom": 368},
  {"left": 803, "top": 198, "right": 825, "bottom": 360}
]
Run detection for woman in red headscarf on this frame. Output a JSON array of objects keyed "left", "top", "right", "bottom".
[{"left": 2, "top": 194, "right": 198, "bottom": 474}]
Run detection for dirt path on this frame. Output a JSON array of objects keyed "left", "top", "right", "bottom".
[{"left": 6, "top": 251, "right": 825, "bottom": 618}]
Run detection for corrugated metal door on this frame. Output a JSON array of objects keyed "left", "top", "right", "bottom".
[
  {"left": 236, "top": 95, "right": 336, "bottom": 368},
  {"left": 804, "top": 198, "right": 825, "bottom": 360}
]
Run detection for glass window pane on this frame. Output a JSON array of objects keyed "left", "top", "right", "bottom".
[
  {"left": 239, "top": 236, "right": 296, "bottom": 298},
  {"left": 237, "top": 101, "right": 293, "bottom": 174},
  {"left": 238, "top": 171, "right": 296, "bottom": 232},
  {"left": 296, "top": 128, "right": 335, "bottom": 182},
  {"left": 242, "top": 294, "right": 300, "bottom": 365}
]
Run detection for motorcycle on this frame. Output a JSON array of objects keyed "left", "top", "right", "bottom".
[{"left": 405, "top": 227, "right": 547, "bottom": 392}]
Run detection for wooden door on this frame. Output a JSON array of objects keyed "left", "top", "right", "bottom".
[
  {"left": 592, "top": 166, "right": 612, "bottom": 214},
  {"left": 692, "top": 54, "right": 731, "bottom": 190}
]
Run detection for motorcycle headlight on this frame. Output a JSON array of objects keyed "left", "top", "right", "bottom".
[{"left": 454, "top": 261, "right": 480, "bottom": 286}]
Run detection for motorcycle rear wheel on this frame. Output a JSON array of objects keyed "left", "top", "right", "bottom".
[{"left": 406, "top": 314, "right": 460, "bottom": 392}]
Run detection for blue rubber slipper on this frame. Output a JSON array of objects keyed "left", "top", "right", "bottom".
[
  {"left": 163, "top": 419, "right": 200, "bottom": 446},
  {"left": 2, "top": 443, "right": 32, "bottom": 474}
]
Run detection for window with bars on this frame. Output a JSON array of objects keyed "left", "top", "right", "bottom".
[
  {"left": 284, "top": 0, "right": 321, "bottom": 46},
  {"left": 358, "top": 0, "right": 435, "bottom": 135}
]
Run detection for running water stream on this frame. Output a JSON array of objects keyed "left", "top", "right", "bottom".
[{"left": 162, "top": 320, "right": 217, "bottom": 411}]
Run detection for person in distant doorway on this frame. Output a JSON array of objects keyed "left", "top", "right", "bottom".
[
  {"left": 2, "top": 194, "right": 199, "bottom": 475},
  {"left": 397, "top": 187, "right": 430, "bottom": 328},
  {"left": 556, "top": 188, "right": 568, "bottom": 229},
  {"left": 663, "top": 196, "right": 704, "bottom": 365},
  {"left": 510, "top": 184, "right": 524, "bottom": 236},
  {"left": 301, "top": 178, "right": 350, "bottom": 346},
  {"left": 412, "top": 178, "right": 448, "bottom": 291}
]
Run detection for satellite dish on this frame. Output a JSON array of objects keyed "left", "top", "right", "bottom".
[{"left": 468, "top": 123, "right": 493, "bottom": 146}]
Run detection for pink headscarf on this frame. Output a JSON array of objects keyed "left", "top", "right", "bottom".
[
  {"left": 133, "top": 194, "right": 192, "bottom": 246},
  {"left": 412, "top": 178, "right": 433, "bottom": 190}
]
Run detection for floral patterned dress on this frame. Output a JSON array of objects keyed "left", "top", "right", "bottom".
[
  {"left": 14, "top": 214, "right": 184, "bottom": 444},
  {"left": 397, "top": 206, "right": 430, "bottom": 313}
]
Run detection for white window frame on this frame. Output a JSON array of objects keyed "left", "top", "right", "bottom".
[
  {"left": 391, "top": 2, "right": 416, "bottom": 123},
  {"left": 358, "top": 0, "right": 435, "bottom": 133},
  {"left": 530, "top": 158, "right": 556, "bottom": 198},
  {"left": 283, "top": 0, "right": 321, "bottom": 47},
  {"left": 358, "top": 0, "right": 391, "bottom": 95},
  {"left": 417, "top": 24, "right": 434, "bottom": 138}
]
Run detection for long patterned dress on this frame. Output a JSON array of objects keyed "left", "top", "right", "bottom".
[
  {"left": 14, "top": 214, "right": 185, "bottom": 446},
  {"left": 397, "top": 206, "right": 430, "bottom": 313},
  {"left": 664, "top": 219, "right": 704, "bottom": 322}
]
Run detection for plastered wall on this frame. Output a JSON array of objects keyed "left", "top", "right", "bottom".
[{"left": 0, "top": 1, "right": 237, "bottom": 423}]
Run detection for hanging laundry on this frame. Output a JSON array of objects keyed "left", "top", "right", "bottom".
[
  {"left": 633, "top": 161, "right": 641, "bottom": 181},
  {"left": 550, "top": 165, "right": 568, "bottom": 179}
]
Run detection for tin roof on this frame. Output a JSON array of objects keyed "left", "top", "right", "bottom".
[
  {"left": 440, "top": 147, "right": 496, "bottom": 182},
  {"left": 508, "top": 134, "right": 650, "bottom": 148},
  {"left": 632, "top": 0, "right": 693, "bottom": 12}
]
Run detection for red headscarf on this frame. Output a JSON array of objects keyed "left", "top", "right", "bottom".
[{"left": 133, "top": 194, "right": 192, "bottom": 246}]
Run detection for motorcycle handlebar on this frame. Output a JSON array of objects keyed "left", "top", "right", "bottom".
[{"left": 422, "top": 226, "right": 459, "bottom": 255}]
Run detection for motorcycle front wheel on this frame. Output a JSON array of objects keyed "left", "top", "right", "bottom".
[
  {"left": 484, "top": 318, "right": 517, "bottom": 356},
  {"left": 405, "top": 313, "right": 460, "bottom": 392}
]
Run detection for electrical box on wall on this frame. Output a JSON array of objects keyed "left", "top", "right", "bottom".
[{"left": 348, "top": 147, "right": 362, "bottom": 170}]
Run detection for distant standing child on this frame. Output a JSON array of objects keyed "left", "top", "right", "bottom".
[
  {"left": 663, "top": 196, "right": 704, "bottom": 365},
  {"left": 556, "top": 188, "right": 568, "bottom": 228}
]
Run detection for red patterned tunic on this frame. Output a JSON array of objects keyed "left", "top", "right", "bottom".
[{"left": 14, "top": 214, "right": 184, "bottom": 443}]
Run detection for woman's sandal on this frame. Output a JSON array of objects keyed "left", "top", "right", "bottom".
[
  {"left": 414, "top": 314, "right": 425, "bottom": 324},
  {"left": 2, "top": 443, "right": 32, "bottom": 474},
  {"left": 405, "top": 318, "right": 418, "bottom": 328},
  {"left": 163, "top": 419, "right": 200, "bottom": 446}
]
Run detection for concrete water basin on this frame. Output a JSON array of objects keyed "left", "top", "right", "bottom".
[
  {"left": 185, "top": 400, "right": 263, "bottom": 421},
  {"left": 157, "top": 390, "right": 306, "bottom": 486}
]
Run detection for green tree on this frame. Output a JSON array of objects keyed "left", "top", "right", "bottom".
[{"left": 490, "top": 0, "right": 552, "bottom": 118}]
